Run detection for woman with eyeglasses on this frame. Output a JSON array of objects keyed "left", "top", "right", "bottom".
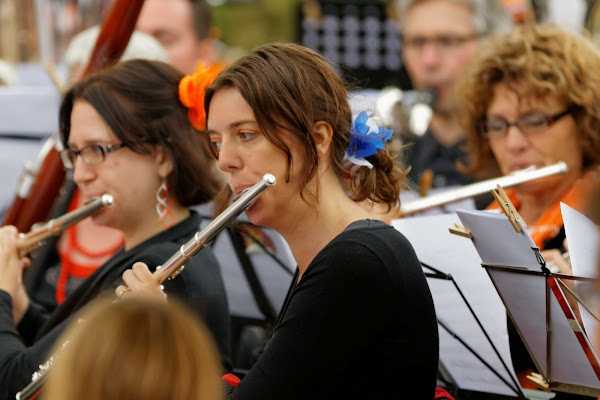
[
  {"left": 460, "top": 23, "right": 600, "bottom": 262},
  {"left": 458, "top": 24, "right": 600, "bottom": 396},
  {"left": 0, "top": 59, "right": 231, "bottom": 399}
]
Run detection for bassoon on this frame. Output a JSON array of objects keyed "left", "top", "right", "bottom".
[{"left": 2, "top": 0, "right": 146, "bottom": 232}]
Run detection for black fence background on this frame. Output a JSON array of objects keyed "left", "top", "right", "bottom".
[{"left": 296, "top": 0, "right": 412, "bottom": 90}]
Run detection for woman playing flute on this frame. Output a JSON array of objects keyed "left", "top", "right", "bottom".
[
  {"left": 0, "top": 59, "right": 230, "bottom": 399},
  {"left": 458, "top": 24, "right": 600, "bottom": 395},
  {"left": 120, "top": 43, "right": 439, "bottom": 399}
]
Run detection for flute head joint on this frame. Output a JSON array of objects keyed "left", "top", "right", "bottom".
[
  {"left": 101, "top": 194, "right": 114, "bottom": 206},
  {"left": 263, "top": 173, "right": 276, "bottom": 186}
]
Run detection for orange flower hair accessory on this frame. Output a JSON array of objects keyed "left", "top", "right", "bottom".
[{"left": 179, "top": 63, "right": 223, "bottom": 130}]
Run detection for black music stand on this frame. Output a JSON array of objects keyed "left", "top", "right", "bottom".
[
  {"left": 422, "top": 261, "right": 525, "bottom": 398},
  {"left": 392, "top": 214, "right": 523, "bottom": 398},
  {"left": 484, "top": 265, "right": 600, "bottom": 396},
  {"left": 458, "top": 209, "right": 600, "bottom": 397}
]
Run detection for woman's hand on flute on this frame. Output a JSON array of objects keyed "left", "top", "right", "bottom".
[
  {"left": 0, "top": 226, "right": 31, "bottom": 323},
  {"left": 115, "top": 262, "right": 167, "bottom": 301}
]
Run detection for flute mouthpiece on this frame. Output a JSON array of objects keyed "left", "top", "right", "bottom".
[
  {"left": 100, "top": 194, "right": 114, "bottom": 206},
  {"left": 262, "top": 173, "right": 276, "bottom": 186}
]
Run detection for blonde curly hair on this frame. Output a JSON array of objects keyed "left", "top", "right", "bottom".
[{"left": 458, "top": 24, "right": 600, "bottom": 178}]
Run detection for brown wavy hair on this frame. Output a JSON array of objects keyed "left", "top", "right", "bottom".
[
  {"left": 204, "top": 42, "right": 405, "bottom": 209},
  {"left": 458, "top": 24, "right": 600, "bottom": 178},
  {"left": 44, "top": 296, "right": 223, "bottom": 400}
]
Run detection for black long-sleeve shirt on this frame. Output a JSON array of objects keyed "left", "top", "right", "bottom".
[{"left": 234, "top": 219, "right": 439, "bottom": 400}]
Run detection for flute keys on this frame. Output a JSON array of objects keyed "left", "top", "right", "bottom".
[{"left": 167, "top": 265, "right": 185, "bottom": 280}]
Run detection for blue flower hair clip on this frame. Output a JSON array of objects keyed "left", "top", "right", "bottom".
[{"left": 344, "top": 111, "right": 393, "bottom": 169}]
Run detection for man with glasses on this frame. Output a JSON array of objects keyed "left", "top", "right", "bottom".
[{"left": 396, "top": 0, "right": 511, "bottom": 188}]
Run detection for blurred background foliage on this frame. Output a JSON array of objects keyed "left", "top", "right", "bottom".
[{"left": 212, "top": 0, "right": 300, "bottom": 50}]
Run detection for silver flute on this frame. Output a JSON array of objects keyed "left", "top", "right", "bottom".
[
  {"left": 153, "top": 173, "right": 276, "bottom": 283},
  {"left": 400, "top": 162, "right": 568, "bottom": 216},
  {"left": 17, "top": 194, "right": 113, "bottom": 257}
]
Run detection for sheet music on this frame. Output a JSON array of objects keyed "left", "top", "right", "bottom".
[
  {"left": 549, "top": 281, "right": 600, "bottom": 389},
  {"left": 392, "top": 214, "right": 518, "bottom": 396},
  {"left": 457, "top": 210, "right": 541, "bottom": 271},
  {"left": 486, "top": 269, "right": 549, "bottom": 376},
  {"left": 560, "top": 202, "right": 600, "bottom": 355},
  {"left": 561, "top": 203, "right": 599, "bottom": 279},
  {"left": 457, "top": 209, "right": 600, "bottom": 390},
  {"left": 489, "top": 269, "right": 600, "bottom": 389}
]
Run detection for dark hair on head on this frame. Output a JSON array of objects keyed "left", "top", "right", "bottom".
[
  {"left": 189, "top": 0, "right": 212, "bottom": 40},
  {"left": 59, "top": 59, "right": 222, "bottom": 207},
  {"left": 204, "top": 42, "right": 405, "bottom": 208}
]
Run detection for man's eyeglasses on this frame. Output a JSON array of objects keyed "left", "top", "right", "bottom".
[
  {"left": 402, "top": 33, "right": 479, "bottom": 53},
  {"left": 60, "top": 143, "right": 126, "bottom": 170},
  {"left": 479, "top": 108, "right": 576, "bottom": 139}
]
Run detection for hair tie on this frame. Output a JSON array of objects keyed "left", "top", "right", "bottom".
[
  {"left": 178, "top": 63, "right": 223, "bottom": 130},
  {"left": 344, "top": 111, "right": 392, "bottom": 169}
]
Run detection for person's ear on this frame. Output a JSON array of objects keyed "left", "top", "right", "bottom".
[
  {"left": 155, "top": 147, "right": 174, "bottom": 178},
  {"left": 312, "top": 120, "right": 334, "bottom": 160}
]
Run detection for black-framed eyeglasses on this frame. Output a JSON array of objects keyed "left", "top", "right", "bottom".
[
  {"left": 479, "top": 107, "right": 576, "bottom": 139},
  {"left": 60, "top": 143, "right": 126, "bottom": 170}
]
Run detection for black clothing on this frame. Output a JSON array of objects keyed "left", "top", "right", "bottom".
[
  {"left": 406, "top": 128, "right": 471, "bottom": 188},
  {"left": 0, "top": 212, "right": 231, "bottom": 399},
  {"left": 233, "top": 220, "right": 439, "bottom": 400}
]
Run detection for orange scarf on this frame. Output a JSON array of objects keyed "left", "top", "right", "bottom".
[
  {"left": 487, "top": 171, "right": 597, "bottom": 249},
  {"left": 56, "top": 189, "right": 124, "bottom": 303}
]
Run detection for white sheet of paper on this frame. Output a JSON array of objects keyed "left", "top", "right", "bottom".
[
  {"left": 487, "top": 269, "right": 549, "bottom": 376},
  {"left": 392, "top": 214, "right": 519, "bottom": 396},
  {"left": 489, "top": 269, "right": 600, "bottom": 389},
  {"left": 457, "top": 210, "right": 541, "bottom": 271},
  {"left": 457, "top": 209, "right": 600, "bottom": 389},
  {"left": 561, "top": 203, "right": 599, "bottom": 279},
  {"left": 560, "top": 202, "right": 600, "bottom": 356},
  {"left": 549, "top": 281, "right": 600, "bottom": 389}
]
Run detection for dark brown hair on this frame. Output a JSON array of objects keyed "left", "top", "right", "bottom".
[
  {"left": 458, "top": 24, "right": 600, "bottom": 177},
  {"left": 204, "top": 42, "right": 404, "bottom": 208},
  {"left": 59, "top": 59, "right": 222, "bottom": 207}
]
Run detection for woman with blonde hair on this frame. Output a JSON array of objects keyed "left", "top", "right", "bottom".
[{"left": 44, "top": 296, "right": 223, "bottom": 400}]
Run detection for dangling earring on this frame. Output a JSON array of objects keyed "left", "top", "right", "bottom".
[{"left": 155, "top": 180, "right": 169, "bottom": 220}]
